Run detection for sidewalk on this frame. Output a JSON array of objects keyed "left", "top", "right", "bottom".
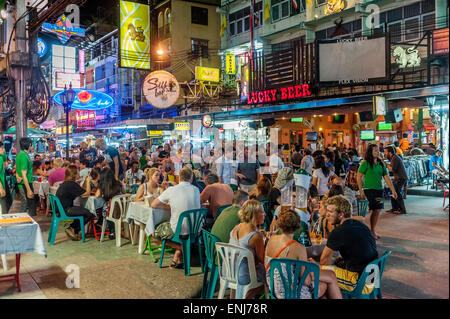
[{"left": 0, "top": 195, "right": 448, "bottom": 299}]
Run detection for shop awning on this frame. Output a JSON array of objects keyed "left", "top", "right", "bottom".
[
  {"left": 176, "top": 85, "right": 448, "bottom": 121},
  {"left": 4, "top": 127, "right": 52, "bottom": 137}
]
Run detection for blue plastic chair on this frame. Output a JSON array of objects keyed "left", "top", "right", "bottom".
[
  {"left": 357, "top": 199, "right": 369, "bottom": 217},
  {"left": 260, "top": 199, "right": 272, "bottom": 231},
  {"left": 48, "top": 194, "right": 86, "bottom": 245},
  {"left": 130, "top": 184, "right": 140, "bottom": 194},
  {"left": 269, "top": 258, "right": 320, "bottom": 299},
  {"left": 201, "top": 230, "right": 221, "bottom": 299},
  {"left": 159, "top": 208, "right": 207, "bottom": 276},
  {"left": 341, "top": 251, "right": 391, "bottom": 299},
  {"left": 216, "top": 204, "right": 232, "bottom": 220}
]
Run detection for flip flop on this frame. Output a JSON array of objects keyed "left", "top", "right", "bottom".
[
  {"left": 392, "top": 211, "right": 407, "bottom": 215},
  {"left": 372, "top": 233, "right": 380, "bottom": 240},
  {"left": 169, "top": 259, "right": 182, "bottom": 269}
]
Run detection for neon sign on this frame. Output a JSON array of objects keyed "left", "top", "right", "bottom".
[
  {"left": 37, "top": 38, "right": 47, "bottom": 57},
  {"left": 53, "top": 89, "right": 114, "bottom": 111},
  {"left": 42, "top": 14, "right": 85, "bottom": 43},
  {"left": 246, "top": 84, "right": 312, "bottom": 105}
]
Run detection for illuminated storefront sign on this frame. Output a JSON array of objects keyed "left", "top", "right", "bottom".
[
  {"left": 226, "top": 53, "right": 236, "bottom": 74},
  {"left": 55, "top": 72, "right": 82, "bottom": 89},
  {"left": 76, "top": 110, "right": 96, "bottom": 127},
  {"left": 42, "top": 15, "right": 85, "bottom": 43},
  {"left": 373, "top": 96, "right": 387, "bottom": 116},
  {"left": 37, "top": 38, "right": 47, "bottom": 57},
  {"left": 175, "top": 122, "right": 190, "bottom": 131},
  {"left": 290, "top": 118, "right": 303, "bottom": 123},
  {"left": 393, "top": 46, "right": 421, "bottom": 68},
  {"left": 324, "top": 0, "right": 345, "bottom": 15},
  {"left": 246, "top": 84, "right": 312, "bottom": 105},
  {"left": 120, "top": 0, "right": 151, "bottom": 69},
  {"left": 56, "top": 126, "right": 73, "bottom": 135},
  {"left": 195, "top": 67, "right": 220, "bottom": 82},
  {"left": 142, "top": 70, "right": 180, "bottom": 109},
  {"left": 148, "top": 130, "right": 163, "bottom": 136},
  {"left": 53, "top": 89, "right": 114, "bottom": 110},
  {"left": 433, "top": 27, "right": 449, "bottom": 56},
  {"left": 79, "top": 50, "right": 85, "bottom": 73},
  {"left": 202, "top": 114, "right": 213, "bottom": 128}
]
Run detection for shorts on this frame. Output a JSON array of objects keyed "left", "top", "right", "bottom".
[
  {"left": 321, "top": 265, "right": 374, "bottom": 295},
  {"left": 364, "top": 189, "right": 384, "bottom": 211},
  {"left": 153, "top": 222, "right": 174, "bottom": 241}
]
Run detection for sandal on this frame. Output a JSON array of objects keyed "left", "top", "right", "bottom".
[
  {"left": 392, "top": 211, "right": 406, "bottom": 215},
  {"left": 169, "top": 259, "right": 182, "bottom": 269}
]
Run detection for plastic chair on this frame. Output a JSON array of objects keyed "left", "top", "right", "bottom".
[
  {"left": 341, "top": 251, "right": 391, "bottom": 299},
  {"left": 269, "top": 258, "right": 320, "bottom": 299},
  {"left": 100, "top": 194, "right": 133, "bottom": 247},
  {"left": 130, "top": 184, "right": 140, "bottom": 194},
  {"left": 229, "top": 184, "right": 238, "bottom": 192},
  {"left": 48, "top": 194, "right": 85, "bottom": 245},
  {"left": 357, "top": 199, "right": 369, "bottom": 217},
  {"left": 201, "top": 230, "right": 221, "bottom": 299},
  {"left": 216, "top": 204, "right": 232, "bottom": 220},
  {"left": 159, "top": 208, "right": 207, "bottom": 276},
  {"left": 260, "top": 199, "right": 272, "bottom": 231},
  {"left": 443, "top": 190, "right": 449, "bottom": 208},
  {"left": 215, "top": 242, "right": 265, "bottom": 299}
]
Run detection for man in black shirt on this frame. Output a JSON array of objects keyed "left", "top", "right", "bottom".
[
  {"left": 290, "top": 144, "right": 303, "bottom": 171},
  {"left": 317, "top": 195, "right": 378, "bottom": 293},
  {"left": 384, "top": 146, "right": 408, "bottom": 214}
]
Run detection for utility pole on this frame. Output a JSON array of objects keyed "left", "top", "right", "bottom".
[{"left": 10, "top": 0, "right": 29, "bottom": 153}]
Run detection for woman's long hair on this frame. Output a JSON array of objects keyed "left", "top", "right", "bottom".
[
  {"left": 364, "top": 144, "right": 380, "bottom": 169},
  {"left": 99, "top": 168, "right": 121, "bottom": 201},
  {"left": 314, "top": 155, "right": 330, "bottom": 177}
]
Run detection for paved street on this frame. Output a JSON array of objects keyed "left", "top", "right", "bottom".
[{"left": 0, "top": 195, "right": 448, "bottom": 299}]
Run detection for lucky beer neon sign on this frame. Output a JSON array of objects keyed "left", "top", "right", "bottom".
[{"left": 246, "top": 84, "right": 312, "bottom": 105}]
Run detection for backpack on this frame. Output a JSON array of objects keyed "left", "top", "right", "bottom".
[{"left": 345, "top": 161, "right": 360, "bottom": 191}]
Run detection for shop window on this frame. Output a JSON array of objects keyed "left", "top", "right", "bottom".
[
  {"left": 272, "top": 0, "right": 290, "bottom": 22},
  {"left": 422, "top": 12, "right": 435, "bottom": 32},
  {"left": 191, "top": 6, "right": 208, "bottom": 25},
  {"left": 404, "top": 2, "right": 421, "bottom": 18},
  {"left": 387, "top": 8, "right": 403, "bottom": 23},
  {"left": 191, "top": 38, "right": 208, "bottom": 58},
  {"left": 388, "top": 21, "right": 402, "bottom": 43},
  {"left": 421, "top": 0, "right": 435, "bottom": 14},
  {"left": 404, "top": 16, "right": 420, "bottom": 40}
]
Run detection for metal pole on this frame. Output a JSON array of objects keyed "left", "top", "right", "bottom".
[{"left": 66, "top": 106, "right": 70, "bottom": 160}]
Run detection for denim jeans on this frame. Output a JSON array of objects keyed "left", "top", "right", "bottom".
[{"left": 18, "top": 187, "right": 36, "bottom": 216}]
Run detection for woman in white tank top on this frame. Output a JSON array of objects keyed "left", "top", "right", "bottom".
[{"left": 135, "top": 167, "right": 161, "bottom": 202}]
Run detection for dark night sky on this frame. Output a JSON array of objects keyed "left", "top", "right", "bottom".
[{"left": 79, "top": 0, "right": 120, "bottom": 27}]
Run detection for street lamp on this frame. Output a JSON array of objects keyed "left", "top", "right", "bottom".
[{"left": 60, "top": 83, "right": 76, "bottom": 160}]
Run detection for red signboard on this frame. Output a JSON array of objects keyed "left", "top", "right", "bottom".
[
  {"left": 433, "top": 27, "right": 449, "bottom": 56},
  {"left": 76, "top": 110, "right": 96, "bottom": 128},
  {"left": 246, "top": 84, "right": 312, "bottom": 105}
]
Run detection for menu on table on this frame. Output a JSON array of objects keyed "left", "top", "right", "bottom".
[{"left": 0, "top": 213, "right": 33, "bottom": 226}]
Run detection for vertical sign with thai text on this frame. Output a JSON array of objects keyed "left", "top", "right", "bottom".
[{"left": 226, "top": 53, "right": 235, "bottom": 74}]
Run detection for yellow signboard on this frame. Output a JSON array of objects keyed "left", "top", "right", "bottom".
[
  {"left": 120, "top": 0, "right": 151, "bottom": 69},
  {"left": 175, "top": 122, "right": 190, "bottom": 130},
  {"left": 226, "top": 53, "right": 235, "bottom": 74},
  {"left": 56, "top": 126, "right": 73, "bottom": 135},
  {"left": 148, "top": 130, "right": 163, "bottom": 136},
  {"left": 195, "top": 67, "right": 220, "bottom": 82}
]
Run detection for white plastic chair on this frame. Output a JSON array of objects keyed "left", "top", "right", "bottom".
[
  {"left": 100, "top": 194, "right": 133, "bottom": 247},
  {"left": 215, "top": 242, "right": 265, "bottom": 299}
]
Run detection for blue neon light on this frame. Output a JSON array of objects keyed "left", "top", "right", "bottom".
[
  {"left": 37, "top": 38, "right": 47, "bottom": 57},
  {"left": 53, "top": 89, "right": 114, "bottom": 111}
]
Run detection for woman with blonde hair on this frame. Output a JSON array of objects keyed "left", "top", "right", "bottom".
[
  {"left": 228, "top": 199, "right": 266, "bottom": 298},
  {"left": 48, "top": 158, "right": 66, "bottom": 186},
  {"left": 135, "top": 167, "right": 163, "bottom": 202}
]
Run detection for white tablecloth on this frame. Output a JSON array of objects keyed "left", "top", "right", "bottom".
[
  {"left": 126, "top": 201, "right": 170, "bottom": 236},
  {"left": 33, "top": 181, "right": 50, "bottom": 198},
  {"left": 81, "top": 197, "right": 105, "bottom": 215},
  {"left": 0, "top": 213, "right": 47, "bottom": 256}
]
